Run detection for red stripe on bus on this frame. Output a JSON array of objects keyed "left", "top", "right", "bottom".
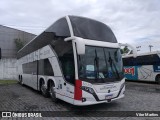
[{"left": 74, "top": 80, "right": 82, "bottom": 100}]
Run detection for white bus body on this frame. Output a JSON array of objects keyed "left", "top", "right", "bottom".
[
  {"left": 17, "top": 16, "right": 125, "bottom": 106},
  {"left": 123, "top": 51, "right": 160, "bottom": 84}
]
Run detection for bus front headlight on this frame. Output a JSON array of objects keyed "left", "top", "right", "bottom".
[{"left": 81, "top": 86, "right": 95, "bottom": 94}]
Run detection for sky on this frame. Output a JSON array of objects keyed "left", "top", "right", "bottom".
[{"left": 0, "top": 0, "right": 160, "bottom": 52}]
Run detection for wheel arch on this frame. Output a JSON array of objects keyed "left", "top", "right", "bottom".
[
  {"left": 47, "top": 79, "right": 56, "bottom": 91},
  {"left": 39, "top": 77, "right": 45, "bottom": 90},
  {"left": 155, "top": 74, "right": 160, "bottom": 82},
  {"left": 155, "top": 74, "right": 160, "bottom": 81}
]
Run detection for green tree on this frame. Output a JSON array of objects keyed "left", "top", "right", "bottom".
[
  {"left": 14, "top": 38, "right": 25, "bottom": 51},
  {"left": 121, "top": 46, "right": 130, "bottom": 54}
]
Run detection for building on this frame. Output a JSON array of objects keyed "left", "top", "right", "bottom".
[
  {"left": 0, "top": 25, "right": 36, "bottom": 58},
  {"left": 0, "top": 25, "right": 36, "bottom": 80}
]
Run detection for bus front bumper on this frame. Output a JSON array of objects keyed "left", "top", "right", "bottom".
[{"left": 73, "top": 84, "right": 125, "bottom": 106}]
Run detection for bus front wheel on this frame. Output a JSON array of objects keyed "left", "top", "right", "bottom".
[
  {"left": 50, "top": 82, "right": 58, "bottom": 102},
  {"left": 40, "top": 80, "right": 49, "bottom": 97},
  {"left": 156, "top": 75, "right": 160, "bottom": 84}
]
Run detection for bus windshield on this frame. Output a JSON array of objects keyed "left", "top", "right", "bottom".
[{"left": 78, "top": 46, "right": 124, "bottom": 83}]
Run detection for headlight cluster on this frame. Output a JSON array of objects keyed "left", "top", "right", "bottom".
[{"left": 81, "top": 86, "right": 95, "bottom": 94}]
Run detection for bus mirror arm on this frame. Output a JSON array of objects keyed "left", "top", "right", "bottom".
[
  {"left": 64, "top": 36, "right": 76, "bottom": 42},
  {"left": 119, "top": 43, "right": 137, "bottom": 58},
  {"left": 74, "top": 37, "right": 85, "bottom": 55},
  {"left": 64, "top": 36, "right": 85, "bottom": 55}
]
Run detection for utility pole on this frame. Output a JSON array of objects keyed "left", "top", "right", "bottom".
[{"left": 149, "top": 45, "right": 153, "bottom": 52}]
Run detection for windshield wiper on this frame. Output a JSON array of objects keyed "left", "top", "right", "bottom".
[
  {"left": 108, "top": 52, "right": 120, "bottom": 79},
  {"left": 94, "top": 49, "right": 100, "bottom": 80},
  {"left": 103, "top": 48, "right": 109, "bottom": 77}
]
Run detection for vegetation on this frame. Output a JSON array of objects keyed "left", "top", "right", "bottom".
[
  {"left": 14, "top": 38, "right": 25, "bottom": 51},
  {"left": 120, "top": 46, "right": 130, "bottom": 54},
  {"left": 0, "top": 80, "right": 18, "bottom": 85}
]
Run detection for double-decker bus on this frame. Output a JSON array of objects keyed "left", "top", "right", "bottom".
[
  {"left": 123, "top": 51, "right": 160, "bottom": 84},
  {"left": 17, "top": 15, "right": 125, "bottom": 106}
]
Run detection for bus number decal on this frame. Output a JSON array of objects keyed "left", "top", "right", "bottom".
[{"left": 124, "top": 67, "right": 135, "bottom": 76}]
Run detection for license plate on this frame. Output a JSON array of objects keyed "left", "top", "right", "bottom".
[{"left": 105, "top": 94, "right": 113, "bottom": 99}]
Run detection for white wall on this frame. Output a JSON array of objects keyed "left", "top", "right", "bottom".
[{"left": 0, "top": 58, "right": 18, "bottom": 80}]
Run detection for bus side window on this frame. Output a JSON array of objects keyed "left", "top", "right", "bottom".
[
  {"left": 52, "top": 38, "right": 75, "bottom": 84},
  {"left": 60, "top": 53, "right": 75, "bottom": 85},
  {"left": 123, "top": 57, "right": 135, "bottom": 66},
  {"left": 23, "top": 61, "right": 37, "bottom": 74},
  {"left": 44, "top": 59, "right": 54, "bottom": 76},
  {"left": 137, "top": 55, "right": 156, "bottom": 65},
  {"left": 38, "top": 59, "right": 54, "bottom": 76},
  {"left": 38, "top": 59, "right": 44, "bottom": 75}
]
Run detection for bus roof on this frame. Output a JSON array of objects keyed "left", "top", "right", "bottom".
[
  {"left": 17, "top": 15, "right": 117, "bottom": 59},
  {"left": 122, "top": 51, "right": 160, "bottom": 58}
]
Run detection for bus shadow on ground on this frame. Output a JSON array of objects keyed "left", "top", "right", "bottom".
[
  {"left": 58, "top": 99, "right": 119, "bottom": 111},
  {"left": 56, "top": 101, "right": 119, "bottom": 117},
  {"left": 18, "top": 83, "right": 119, "bottom": 113}
]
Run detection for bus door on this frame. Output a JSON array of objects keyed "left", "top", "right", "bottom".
[
  {"left": 49, "top": 57, "right": 69, "bottom": 101},
  {"left": 60, "top": 56, "right": 75, "bottom": 104}
]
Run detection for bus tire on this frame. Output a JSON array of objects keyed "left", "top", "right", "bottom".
[
  {"left": 40, "top": 79, "right": 49, "bottom": 97},
  {"left": 156, "top": 75, "right": 160, "bottom": 84},
  {"left": 49, "top": 81, "right": 58, "bottom": 102},
  {"left": 18, "top": 75, "right": 21, "bottom": 84},
  {"left": 19, "top": 75, "right": 23, "bottom": 85}
]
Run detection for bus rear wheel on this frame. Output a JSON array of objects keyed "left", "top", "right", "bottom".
[
  {"left": 19, "top": 75, "right": 23, "bottom": 85},
  {"left": 40, "top": 80, "right": 49, "bottom": 97},
  {"left": 50, "top": 82, "right": 58, "bottom": 102}
]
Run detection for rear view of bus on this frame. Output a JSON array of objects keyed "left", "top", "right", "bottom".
[{"left": 17, "top": 16, "right": 125, "bottom": 106}]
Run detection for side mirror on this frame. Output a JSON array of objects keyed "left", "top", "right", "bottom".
[{"left": 64, "top": 37, "right": 85, "bottom": 55}]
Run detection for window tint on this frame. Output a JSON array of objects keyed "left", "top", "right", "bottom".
[
  {"left": 70, "top": 16, "right": 117, "bottom": 43},
  {"left": 123, "top": 54, "right": 160, "bottom": 66},
  {"left": 136, "top": 54, "right": 160, "bottom": 65},
  {"left": 44, "top": 59, "right": 54, "bottom": 76},
  {"left": 23, "top": 59, "right": 54, "bottom": 76},
  {"left": 23, "top": 61, "right": 37, "bottom": 74},
  {"left": 38, "top": 59, "right": 54, "bottom": 76},
  {"left": 123, "top": 57, "right": 135, "bottom": 66},
  {"left": 46, "top": 18, "right": 70, "bottom": 37},
  {"left": 50, "top": 37, "right": 75, "bottom": 84},
  {"left": 78, "top": 46, "right": 123, "bottom": 83},
  {"left": 60, "top": 54, "right": 75, "bottom": 84},
  {"left": 38, "top": 59, "right": 44, "bottom": 75}
]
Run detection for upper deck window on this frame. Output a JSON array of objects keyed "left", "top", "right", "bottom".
[
  {"left": 69, "top": 16, "right": 117, "bottom": 43},
  {"left": 46, "top": 17, "right": 70, "bottom": 37}
]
